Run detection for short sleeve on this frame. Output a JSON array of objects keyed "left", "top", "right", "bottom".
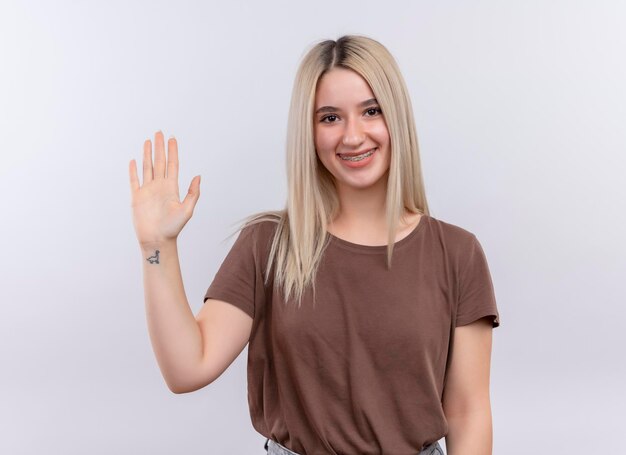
[
  {"left": 455, "top": 235, "right": 500, "bottom": 328},
  {"left": 203, "top": 224, "right": 259, "bottom": 319}
]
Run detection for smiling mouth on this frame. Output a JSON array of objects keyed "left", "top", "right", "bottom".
[{"left": 338, "top": 148, "right": 376, "bottom": 161}]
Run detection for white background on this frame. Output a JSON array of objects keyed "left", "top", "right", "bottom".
[{"left": 1, "top": 1, "right": 624, "bottom": 453}]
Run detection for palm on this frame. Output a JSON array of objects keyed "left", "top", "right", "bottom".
[{"left": 129, "top": 131, "right": 200, "bottom": 246}]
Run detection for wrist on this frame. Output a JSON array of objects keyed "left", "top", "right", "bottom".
[{"left": 139, "top": 237, "right": 177, "bottom": 254}]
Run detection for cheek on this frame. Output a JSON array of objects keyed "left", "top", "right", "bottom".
[
  {"left": 314, "top": 133, "right": 329, "bottom": 163},
  {"left": 372, "top": 123, "right": 390, "bottom": 144},
  {"left": 315, "top": 128, "right": 339, "bottom": 152}
]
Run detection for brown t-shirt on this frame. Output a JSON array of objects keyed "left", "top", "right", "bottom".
[{"left": 204, "top": 213, "right": 500, "bottom": 454}]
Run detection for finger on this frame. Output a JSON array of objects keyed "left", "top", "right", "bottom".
[
  {"left": 166, "top": 136, "right": 179, "bottom": 182},
  {"left": 154, "top": 130, "right": 166, "bottom": 179},
  {"left": 129, "top": 159, "right": 140, "bottom": 193},
  {"left": 143, "top": 139, "right": 153, "bottom": 184},
  {"left": 182, "top": 175, "right": 201, "bottom": 214}
]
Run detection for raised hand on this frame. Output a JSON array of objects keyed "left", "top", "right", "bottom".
[{"left": 129, "top": 131, "right": 201, "bottom": 246}]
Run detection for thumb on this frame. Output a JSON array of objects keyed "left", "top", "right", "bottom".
[{"left": 182, "top": 175, "right": 201, "bottom": 213}]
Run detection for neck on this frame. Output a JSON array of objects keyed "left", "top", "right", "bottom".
[{"left": 332, "top": 175, "right": 389, "bottom": 230}]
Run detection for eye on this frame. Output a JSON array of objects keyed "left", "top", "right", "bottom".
[
  {"left": 365, "top": 107, "right": 382, "bottom": 116},
  {"left": 320, "top": 114, "right": 338, "bottom": 123}
]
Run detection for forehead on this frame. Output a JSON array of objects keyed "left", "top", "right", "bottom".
[{"left": 315, "top": 68, "right": 374, "bottom": 106}]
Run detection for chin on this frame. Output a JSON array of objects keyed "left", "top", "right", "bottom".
[{"left": 337, "top": 173, "right": 389, "bottom": 190}]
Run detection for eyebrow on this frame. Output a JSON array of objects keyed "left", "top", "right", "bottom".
[{"left": 315, "top": 98, "right": 378, "bottom": 115}]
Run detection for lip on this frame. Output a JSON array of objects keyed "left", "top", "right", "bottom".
[
  {"left": 337, "top": 147, "right": 377, "bottom": 157},
  {"left": 336, "top": 147, "right": 376, "bottom": 168}
]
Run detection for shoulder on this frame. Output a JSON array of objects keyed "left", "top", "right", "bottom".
[
  {"left": 235, "top": 212, "right": 282, "bottom": 257},
  {"left": 423, "top": 214, "right": 487, "bottom": 274},
  {"left": 240, "top": 216, "right": 281, "bottom": 241},
  {"left": 425, "top": 213, "right": 478, "bottom": 247}
]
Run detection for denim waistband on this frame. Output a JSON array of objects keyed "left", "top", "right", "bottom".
[{"left": 264, "top": 437, "right": 443, "bottom": 455}]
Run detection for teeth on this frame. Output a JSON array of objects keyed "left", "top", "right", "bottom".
[{"left": 340, "top": 148, "right": 375, "bottom": 161}]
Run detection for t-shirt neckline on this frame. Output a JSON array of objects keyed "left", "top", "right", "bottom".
[{"left": 327, "top": 214, "right": 429, "bottom": 254}]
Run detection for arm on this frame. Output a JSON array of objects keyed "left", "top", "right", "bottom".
[
  {"left": 442, "top": 317, "right": 494, "bottom": 455},
  {"left": 141, "top": 239, "right": 253, "bottom": 394},
  {"left": 141, "top": 239, "right": 205, "bottom": 393},
  {"left": 132, "top": 132, "right": 252, "bottom": 394}
]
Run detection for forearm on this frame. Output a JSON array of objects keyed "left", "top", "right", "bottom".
[
  {"left": 141, "top": 239, "right": 203, "bottom": 393},
  {"left": 445, "top": 407, "right": 493, "bottom": 455}
]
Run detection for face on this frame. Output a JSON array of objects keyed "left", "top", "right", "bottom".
[{"left": 313, "top": 67, "right": 391, "bottom": 193}]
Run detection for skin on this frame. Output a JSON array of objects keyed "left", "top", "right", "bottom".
[
  {"left": 313, "top": 67, "right": 421, "bottom": 245},
  {"left": 314, "top": 68, "right": 494, "bottom": 453},
  {"left": 442, "top": 317, "right": 494, "bottom": 454},
  {"left": 131, "top": 71, "right": 494, "bottom": 449}
]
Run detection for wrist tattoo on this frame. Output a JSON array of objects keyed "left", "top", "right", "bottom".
[{"left": 146, "top": 250, "right": 160, "bottom": 264}]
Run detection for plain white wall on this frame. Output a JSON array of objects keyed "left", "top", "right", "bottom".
[{"left": 1, "top": 0, "right": 624, "bottom": 453}]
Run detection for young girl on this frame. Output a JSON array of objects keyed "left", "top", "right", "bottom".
[{"left": 130, "top": 35, "right": 500, "bottom": 455}]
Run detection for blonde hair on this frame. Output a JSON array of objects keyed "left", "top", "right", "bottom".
[{"left": 229, "top": 34, "right": 430, "bottom": 307}]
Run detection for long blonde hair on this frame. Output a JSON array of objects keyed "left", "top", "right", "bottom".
[{"left": 229, "top": 34, "right": 430, "bottom": 307}]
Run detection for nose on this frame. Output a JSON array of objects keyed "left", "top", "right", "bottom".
[{"left": 341, "top": 116, "right": 365, "bottom": 147}]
